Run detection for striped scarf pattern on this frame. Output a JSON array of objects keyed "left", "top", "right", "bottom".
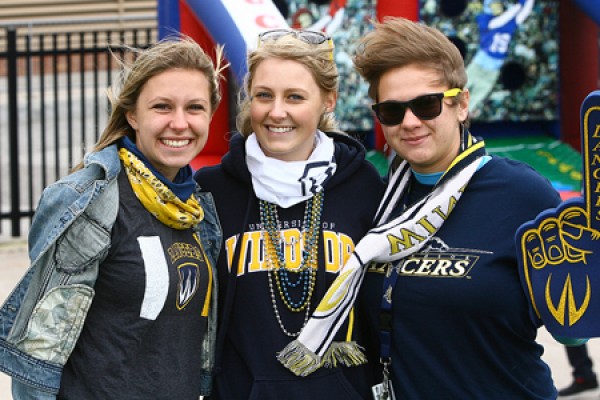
[{"left": 278, "top": 130, "right": 487, "bottom": 376}]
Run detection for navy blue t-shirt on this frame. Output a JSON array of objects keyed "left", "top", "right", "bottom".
[{"left": 358, "top": 156, "right": 562, "bottom": 399}]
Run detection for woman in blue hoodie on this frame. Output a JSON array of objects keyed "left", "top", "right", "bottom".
[{"left": 195, "top": 29, "right": 384, "bottom": 399}]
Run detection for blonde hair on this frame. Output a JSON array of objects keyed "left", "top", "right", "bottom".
[
  {"left": 236, "top": 34, "right": 339, "bottom": 136},
  {"left": 74, "top": 35, "right": 226, "bottom": 170}
]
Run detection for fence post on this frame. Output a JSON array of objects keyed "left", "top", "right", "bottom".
[{"left": 7, "top": 26, "right": 20, "bottom": 237}]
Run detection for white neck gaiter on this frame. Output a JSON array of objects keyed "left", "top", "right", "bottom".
[{"left": 246, "top": 130, "right": 337, "bottom": 208}]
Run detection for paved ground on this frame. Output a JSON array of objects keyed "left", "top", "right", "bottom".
[{"left": 0, "top": 240, "right": 599, "bottom": 399}]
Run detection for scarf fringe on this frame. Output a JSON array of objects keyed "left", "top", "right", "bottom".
[
  {"left": 322, "top": 341, "right": 367, "bottom": 368},
  {"left": 277, "top": 340, "right": 322, "bottom": 377},
  {"left": 277, "top": 340, "right": 367, "bottom": 377}
]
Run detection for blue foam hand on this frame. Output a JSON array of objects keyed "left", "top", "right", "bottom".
[{"left": 516, "top": 90, "right": 600, "bottom": 338}]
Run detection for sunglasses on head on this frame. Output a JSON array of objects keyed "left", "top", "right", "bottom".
[
  {"left": 258, "top": 29, "right": 331, "bottom": 45},
  {"left": 257, "top": 29, "right": 334, "bottom": 59},
  {"left": 371, "top": 88, "right": 462, "bottom": 126}
]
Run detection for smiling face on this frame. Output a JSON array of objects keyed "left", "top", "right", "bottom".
[
  {"left": 378, "top": 64, "right": 469, "bottom": 174},
  {"left": 126, "top": 68, "right": 212, "bottom": 180},
  {"left": 249, "top": 58, "right": 336, "bottom": 161}
]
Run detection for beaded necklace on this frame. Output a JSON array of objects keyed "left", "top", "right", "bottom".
[{"left": 260, "top": 191, "right": 324, "bottom": 337}]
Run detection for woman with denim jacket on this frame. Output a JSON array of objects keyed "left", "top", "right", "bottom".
[{"left": 0, "top": 37, "right": 225, "bottom": 399}]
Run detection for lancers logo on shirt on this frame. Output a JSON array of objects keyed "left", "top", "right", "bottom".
[{"left": 393, "top": 237, "right": 490, "bottom": 278}]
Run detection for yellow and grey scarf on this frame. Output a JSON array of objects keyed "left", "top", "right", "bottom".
[{"left": 119, "top": 147, "right": 204, "bottom": 230}]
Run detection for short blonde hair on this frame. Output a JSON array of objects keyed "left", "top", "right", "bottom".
[{"left": 354, "top": 17, "right": 467, "bottom": 104}]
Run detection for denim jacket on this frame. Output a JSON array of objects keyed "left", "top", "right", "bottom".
[{"left": 0, "top": 144, "right": 222, "bottom": 397}]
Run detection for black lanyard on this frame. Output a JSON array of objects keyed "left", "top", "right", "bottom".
[
  {"left": 380, "top": 261, "right": 400, "bottom": 362},
  {"left": 377, "top": 184, "right": 412, "bottom": 391}
]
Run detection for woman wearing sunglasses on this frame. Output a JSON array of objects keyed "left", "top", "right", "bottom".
[
  {"left": 194, "top": 29, "right": 384, "bottom": 399},
  {"left": 279, "top": 17, "right": 567, "bottom": 399}
]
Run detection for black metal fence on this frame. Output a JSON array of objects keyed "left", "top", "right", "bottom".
[{"left": 0, "top": 20, "right": 157, "bottom": 237}]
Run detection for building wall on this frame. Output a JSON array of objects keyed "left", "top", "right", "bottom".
[{"left": 0, "top": 0, "right": 157, "bottom": 37}]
